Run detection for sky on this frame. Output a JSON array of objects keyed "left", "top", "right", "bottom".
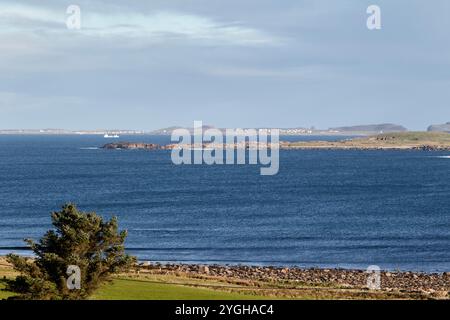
[{"left": 0, "top": 0, "right": 449, "bottom": 131}]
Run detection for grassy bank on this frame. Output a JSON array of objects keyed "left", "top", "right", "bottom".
[{"left": 1, "top": 258, "right": 448, "bottom": 300}]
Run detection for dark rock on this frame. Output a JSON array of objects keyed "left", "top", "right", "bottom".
[{"left": 102, "top": 142, "right": 161, "bottom": 150}]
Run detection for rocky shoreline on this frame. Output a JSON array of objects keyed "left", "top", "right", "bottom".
[
  {"left": 102, "top": 142, "right": 162, "bottom": 150},
  {"left": 101, "top": 132, "right": 450, "bottom": 151},
  {"left": 2, "top": 257, "right": 448, "bottom": 299},
  {"left": 136, "top": 262, "right": 449, "bottom": 299},
  {"left": 102, "top": 141, "right": 450, "bottom": 151}
]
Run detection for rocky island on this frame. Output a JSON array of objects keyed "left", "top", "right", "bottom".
[
  {"left": 102, "top": 132, "right": 450, "bottom": 151},
  {"left": 102, "top": 142, "right": 163, "bottom": 150}
]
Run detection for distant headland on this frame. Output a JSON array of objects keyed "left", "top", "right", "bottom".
[
  {"left": 1, "top": 122, "right": 449, "bottom": 136},
  {"left": 147, "top": 123, "right": 410, "bottom": 136}
]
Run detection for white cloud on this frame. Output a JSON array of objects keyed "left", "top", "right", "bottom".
[{"left": 0, "top": 3, "right": 280, "bottom": 46}]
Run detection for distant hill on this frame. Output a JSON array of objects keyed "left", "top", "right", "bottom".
[
  {"left": 149, "top": 126, "right": 184, "bottom": 135},
  {"left": 329, "top": 123, "right": 407, "bottom": 133},
  {"left": 149, "top": 125, "right": 216, "bottom": 135},
  {"left": 427, "top": 122, "right": 450, "bottom": 133},
  {"left": 149, "top": 123, "right": 410, "bottom": 135}
]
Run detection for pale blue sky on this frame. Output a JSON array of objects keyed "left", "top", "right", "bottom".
[{"left": 0, "top": 0, "right": 449, "bottom": 130}]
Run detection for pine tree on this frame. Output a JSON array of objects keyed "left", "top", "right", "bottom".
[{"left": 6, "top": 203, "right": 136, "bottom": 299}]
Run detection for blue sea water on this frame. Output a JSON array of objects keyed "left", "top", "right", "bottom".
[{"left": 0, "top": 135, "right": 449, "bottom": 272}]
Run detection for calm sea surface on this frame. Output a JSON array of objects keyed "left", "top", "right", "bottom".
[{"left": 0, "top": 135, "right": 449, "bottom": 272}]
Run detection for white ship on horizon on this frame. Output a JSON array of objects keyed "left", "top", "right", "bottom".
[{"left": 104, "top": 133, "right": 120, "bottom": 138}]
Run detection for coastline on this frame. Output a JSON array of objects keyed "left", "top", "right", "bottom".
[
  {"left": 102, "top": 141, "right": 450, "bottom": 151},
  {"left": 136, "top": 263, "right": 449, "bottom": 299},
  {"left": 101, "top": 132, "right": 450, "bottom": 151},
  {"left": 2, "top": 256, "right": 448, "bottom": 299}
]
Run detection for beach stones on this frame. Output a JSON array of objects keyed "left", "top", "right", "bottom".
[{"left": 199, "top": 265, "right": 210, "bottom": 274}]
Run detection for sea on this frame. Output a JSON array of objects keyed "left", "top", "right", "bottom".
[{"left": 0, "top": 135, "right": 449, "bottom": 272}]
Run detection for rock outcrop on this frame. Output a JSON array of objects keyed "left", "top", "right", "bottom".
[{"left": 102, "top": 142, "right": 161, "bottom": 150}]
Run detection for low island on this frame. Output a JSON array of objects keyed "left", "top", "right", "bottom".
[{"left": 102, "top": 132, "right": 450, "bottom": 151}]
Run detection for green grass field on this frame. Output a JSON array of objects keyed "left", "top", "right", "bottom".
[
  {"left": 0, "top": 277, "right": 267, "bottom": 300},
  {"left": 287, "top": 131, "right": 450, "bottom": 149},
  {"left": 91, "top": 278, "right": 266, "bottom": 300},
  {"left": 0, "top": 279, "right": 14, "bottom": 299},
  {"left": 374, "top": 131, "right": 450, "bottom": 143},
  {"left": 0, "top": 259, "right": 271, "bottom": 300}
]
